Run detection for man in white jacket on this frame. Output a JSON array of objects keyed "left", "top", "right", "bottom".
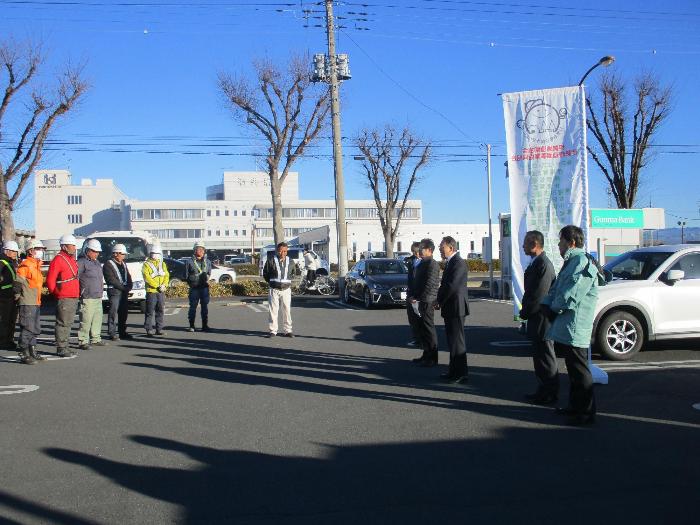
[{"left": 302, "top": 248, "right": 318, "bottom": 290}]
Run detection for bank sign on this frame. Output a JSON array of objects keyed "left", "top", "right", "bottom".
[{"left": 590, "top": 209, "right": 644, "bottom": 229}]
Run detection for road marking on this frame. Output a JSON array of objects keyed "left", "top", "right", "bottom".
[
  {"left": 164, "top": 307, "right": 182, "bottom": 316},
  {"left": 0, "top": 385, "right": 40, "bottom": 395},
  {"left": 0, "top": 353, "right": 77, "bottom": 362},
  {"left": 490, "top": 340, "right": 531, "bottom": 347},
  {"left": 246, "top": 303, "right": 267, "bottom": 313},
  {"left": 596, "top": 359, "right": 700, "bottom": 372},
  {"left": 326, "top": 300, "right": 360, "bottom": 311},
  {"left": 474, "top": 298, "right": 514, "bottom": 305}
]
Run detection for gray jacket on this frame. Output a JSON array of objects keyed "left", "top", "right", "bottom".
[{"left": 78, "top": 257, "right": 105, "bottom": 299}]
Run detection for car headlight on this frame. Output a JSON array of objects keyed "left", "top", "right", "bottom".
[
  {"left": 371, "top": 283, "right": 389, "bottom": 291},
  {"left": 132, "top": 280, "right": 145, "bottom": 290}
]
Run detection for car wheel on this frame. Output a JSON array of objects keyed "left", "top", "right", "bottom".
[
  {"left": 219, "top": 274, "right": 233, "bottom": 284},
  {"left": 597, "top": 311, "right": 644, "bottom": 361},
  {"left": 363, "top": 288, "right": 373, "bottom": 309},
  {"left": 169, "top": 278, "right": 181, "bottom": 288},
  {"left": 343, "top": 283, "right": 352, "bottom": 303}
]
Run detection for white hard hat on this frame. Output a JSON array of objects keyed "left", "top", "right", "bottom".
[
  {"left": 193, "top": 240, "right": 205, "bottom": 250},
  {"left": 28, "top": 239, "right": 46, "bottom": 250},
  {"left": 3, "top": 241, "right": 19, "bottom": 252},
  {"left": 149, "top": 243, "right": 162, "bottom": 255},
  {"left": 112, "top": 243, "right": 128, "bottom": 255},
  {"left": 59, "top": 234, "right": 77, "bottom": 245},
  {"left": 85, "top": 239, "right": 102, "bottom": 252}
]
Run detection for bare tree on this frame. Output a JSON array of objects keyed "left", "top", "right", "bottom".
[
  {"left": 356, "top": 125, "right": 431, "bottom": 258},
  {"left": 219, "top": 56, "right": 330, "bottom": 245},
  {"left": 0, "top": 40, "right": 88, "bottom": 241},
  {"left": 586, "top": 72, "right": 672, "bottom": 209}
]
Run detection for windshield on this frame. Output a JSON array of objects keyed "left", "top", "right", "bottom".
[
  {"left": 88, "top": 237, "right": 149, "bottom": 264},
  {"left": 366, "top": 260, "right": 408, "bottom": 275},
  {"left": 604, "top": 251, "right": 674, "bottom": 281}
]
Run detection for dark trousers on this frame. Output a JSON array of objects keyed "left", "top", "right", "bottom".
[
  {"left": 55, "top": 297, "right": 79, "bottom": 349},
  {"left": 531, "top": 338, "right": 559, "bottom": 396},
  {"left": 444, "top": 315, "right": 467, "bottom": 377},
  {"left": 306, "top": 270, "right": 317, "bottom": 285},
  {"left": 107, "top": 290, "right": 129, "bottom": 337},
  {"left": 18, "top": 305, "right": 41, "bottom": 348},
  {"left": 0, "top": 297, "right": 17, "bottom": 347},
  {"left": 555, "top": 342, "right": 596, "bottom": 416},
  {"left": 188, "top": 287, "right": 209, "bottom": 324},
  {"left": 144, "top": 292, "right": 165, "bottom": 333},
  {"left": 406, "top": 302, "right": 420, "bottom": 343},
  {"left": 417, "top": 301, "right": 437, "bottom": 360}
]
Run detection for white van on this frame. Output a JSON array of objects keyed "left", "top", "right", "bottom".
[{"left": 83, "top": 230, "right": 155, "bottom": 312}]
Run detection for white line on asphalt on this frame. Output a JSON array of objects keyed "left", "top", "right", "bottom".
[
  {"left": 326, "top": 300, "right": 359, "bottom": 311},
  {"left": 164, "top": 307, "right": 182, "bottom": 316},
  {"left": 0, "top": 385, "right": 40, "bottom": 395},
  {"left": 474, "top": 298, "right": 514, "bottom": 305},
  {"left": 246, "top": 304, "right": 267, "bottom": 313},
  {"left": 599, "top": 412, "right": 700, "bottom": 430},
  {"left": 596, "top": 360, "right": 700, "bottom": 372},
  {"left": 0, "top": 353, "right": 77, "bottom": 362}
]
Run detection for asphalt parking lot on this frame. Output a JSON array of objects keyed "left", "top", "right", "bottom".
[{"left": 1, "top": 296, "right": 699, "bottom": 524}]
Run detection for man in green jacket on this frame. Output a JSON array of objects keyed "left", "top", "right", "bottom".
[{"left": 542, "top": 225, "right": 598, "bottom": 426}]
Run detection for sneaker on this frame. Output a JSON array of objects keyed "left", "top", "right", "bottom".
[
  {"left": 110, "top": 335, "right": 120, "bottom": 341},
  {"left": 187, "top": 326, "right": 195, "bottom": 333},
  {"left": 78, "top": 343, "right": 91, "bottom": 351},
  {"left": 120, "top": 333, "right": 134, "bottom": 340},
  {"left": 266, "top": 333, "right": 276, "bottom": 338},
  {"left": 155, "top": 331, "right": 166, "bottom": 337},
  {"left": 407, "top": 340, "right": 417, "bottom": 347},
  {"left": 282, "top": 332, "right": 295, "bottom": 338},
  {"left": 145, "top": 331, "right": 155, "bottom": 338},
  {"left": 57, "top": 349, "right": 72, "bottom": 358},
  {"left": 91, "top": 341, "right": 107, "bottom": 347}
]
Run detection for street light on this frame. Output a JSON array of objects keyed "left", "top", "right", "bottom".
[{"left": 578, "top": 55, "right": 615, "bottom": 86}]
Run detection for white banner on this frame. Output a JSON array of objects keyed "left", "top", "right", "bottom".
[{"left": 502, "top": 86, "right": 589, "bottom": 318}]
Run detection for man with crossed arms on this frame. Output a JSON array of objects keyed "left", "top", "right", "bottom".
[{"left": 263, "top": 242, "right": 295, "bottom": 338}]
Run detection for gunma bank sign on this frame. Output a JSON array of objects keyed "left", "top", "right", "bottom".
[{"left": 590, "top": 209, "right": 644, "bottom": 229}]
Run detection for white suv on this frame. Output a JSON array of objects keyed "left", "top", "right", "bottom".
[{"left": 594, "top": 245, "right": 700, "bottom": 360}]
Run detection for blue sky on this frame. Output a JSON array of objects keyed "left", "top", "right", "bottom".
[{"left": 2, "top": 0, "right": 699, "bottom": 230}]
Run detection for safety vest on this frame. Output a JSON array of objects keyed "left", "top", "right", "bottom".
[
  {"left": 271, "top": 256, "right": 291, "bottom": 284},
  {"left": 191, "top": 257, "right": 206, "bottom": 275},
  {"left": 55, "top": 252, "right": 78, "bottom": 285},
  {"left": 0, "top": 259, "right": 16, "bottom": 289},
  {"left": 144, "top": 259, "right": 168, "bottom": 291},
  {"left": 108, "top": 259, "right": 128, "bottom": 286}
]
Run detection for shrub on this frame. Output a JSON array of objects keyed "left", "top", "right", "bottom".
[
  {"left": 165, "top": 280, "right": 269, "bottom": 298},
  {"left": 232, "top": 263, "right": 259, "bottom": 276},
  {"left": 230, "top": 280, "right": 269, "bottom": 296}
]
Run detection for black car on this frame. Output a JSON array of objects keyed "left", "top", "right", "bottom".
[
  {"left": 163, "top": 257, "right": 187, "bottom": 286},
  {"left": 343, "top": 258, "right": 408, "bottom": 308}
]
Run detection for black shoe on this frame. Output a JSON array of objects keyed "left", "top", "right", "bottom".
[
  {"left": 187, "top": 325, "right": 195, "bottom": 333},
  {"left": 419, "top": 358, "right": 437, "bottom": 368},
  {"left": 282, "top": 332, "right": 294, "bottom": 338},
  {"left": 78, "top": 343, "right": 91, "bottom": 351},
  {"left": 407, "top": 340, "right": 417, "bottom": 347},
  {"left": 525, "top": 392, "right": 558, "bottom": 405},
  {"left": 266, "top": 333, "right": 276, "bottom": 338},
  {"left": 412, "top": 355, "right": 425, "bottom": 363},
  {"left": 448, "top": 375, "right": 469, "bottom": 385},
  {"left": 110, "top": 335, "right": 120, "bottom": 341},
  {"left": 202, "top": 324, "right": 211, "bottom": 332},
  {"left": 439, "top": 372, "right": 456, "bottom": 381},
  {"left": 57, "top": 349, "right": 72, "bottom": 358},
  {"left": 555, "top": 406, "right": 577, "bottom": 416},
  {"left": 28, "top": 345, "right": 47, "bottom": 361},
  {"left": 92, "top": 341, "right": 107, "bottom": 347},
  {"left": 18, "top": 348, "right": 36, "bottom": 365},
  {"left": 120, "top": 333, "right": 134, "bottom": 340},
  {"left": 565, "top": 414, "right": 596, "bottom": 426}
]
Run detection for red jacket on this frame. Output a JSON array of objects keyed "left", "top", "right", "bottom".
[{"left": 46, "top": 251, "right": 80, "bottom": 299}]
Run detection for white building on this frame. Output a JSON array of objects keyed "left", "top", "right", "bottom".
[
  {"left": 34, "top": 169, "right": 500, "bottom": 262},
  {"left": 34, "top": 170, "right": 129, "bottom": 241}
]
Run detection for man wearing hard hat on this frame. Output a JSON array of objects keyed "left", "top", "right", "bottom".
[
  {"left": 142, "top": 243, "right": 169, "bottom": 337},
  {"left": 184, "top": 240, "right": 212, "bottom": 332},
  {"left": 14, "top": 240, "right": 47, "bottom": 364},
  {"left": 78, "top": 239, "right": 106, "bottom": 350},
  {"left": 0, "top": 240, "right": 20, "bottom": 350},
  {"left": 103, "top": 244, "right": 133, "bottom": 341},
  {"left": 46, "top": 234, "right": 81, "bottom": 357}
]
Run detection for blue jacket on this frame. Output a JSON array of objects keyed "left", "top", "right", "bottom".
[{"left": 542, "top": 247, "right": 599, "bottom": 348}]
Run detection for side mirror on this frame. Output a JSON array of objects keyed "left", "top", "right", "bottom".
[
  {"left": 603, "top": 269, "right": 613, "bottom": 283},
  {"left": 666, "top": 269, "right": 685, "bottom": 283},
  {"left": 359, "top": 270, "right": 365, "bottom": 277}
]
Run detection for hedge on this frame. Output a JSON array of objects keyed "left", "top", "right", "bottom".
[
  {"left": 165, "top": 281, "right": 269, "bottom": 298},
  {"left": 230, "top": 263, "right": 259, "bottom": 276}
]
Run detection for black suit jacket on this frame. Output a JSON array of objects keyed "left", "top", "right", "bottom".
[
  {"left": 437, "top": 252, "right": 469, "bottom": 318},
  {"left": 406, "top": 255, "right": 420, "bottom": 297},
  {"left": 519, "top": 252, "right": 556, "bottom": 340},
  {"left": 412, "top": 257, "right": 440, "bottom": 303}
]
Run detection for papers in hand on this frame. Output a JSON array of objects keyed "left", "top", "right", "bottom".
[{"left": 411, "top": 301, "right": 421, "bottom": 318}]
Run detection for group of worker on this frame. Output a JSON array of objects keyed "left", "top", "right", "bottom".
[{"left": 0, "top": 234, "right": 186, "bottom": 365}]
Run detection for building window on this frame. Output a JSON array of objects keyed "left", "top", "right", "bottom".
[
  {"left": 368, "top": 242, "right": 372, "bottom": 251},
  {"left": 67, "top": 195, "right": 82, "bottom": 205},
  {"left": 233, "top": 210, "right": 238, "bottom": 217},
  {"left": 397, "top": 242, "right": 402, "bottom": 252},
  {"left": 215, "top": 210, "right": 220, "bottom": 217},
  {"left": 207, "top": 210, "right": 211, "bottom": 217},
  {"left": 470, "top": 241, "right": 475, "bottom": 251},
  {"left": 131, "top": 208, "right": 204, "bottom": 220},
  {"left": 216, "top": 230, "right": 221, "bottom": 236},
  {"left": 233, "top": 230, "right": 238, "bottom": 236},
  {"left": 67, "top": 214, "right": 83, "bottom": 224},
  {"left": 225, "top": 210, "right": 229, "bottom": 216},
  {"left": 242, "top": 230, "right": 246, "bottom": 237},
  {"left": 207, "top": 230, "right": 212, "bottom": 237},
  {"left": 145, "top": 229, "right": 203, "bottom": 239},
  {"left": 242, "top": 210, "right": 247, "bottom": 216},
  {"left": 225, "top": 230, "right": 229, "bottom": 236}
]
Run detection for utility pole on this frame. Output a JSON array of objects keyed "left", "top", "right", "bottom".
[
  {"left": 324, "top": 0, "right": 349, "bottom": 291},
  {"left": 486, "top": 144, "right": 494, "bottom": 297}
]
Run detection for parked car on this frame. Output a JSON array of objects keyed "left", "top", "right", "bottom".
[
  {"left": 224, "top": 254, "right": 251, "bottom": 265},
  {"left": 360, "top": 251, "right": 387, "bottom": 260},
  {"left": 163, "top": 258, "right": 236, "bottom": 285},
  {"left": 163, "top": 258, "right": 186, "bottom": 287},
  {"left": 593, "top": 245, "right": 700, "bottom": 360},
  {"left": 343, "top": 258, "right": 408, "bottom": 308},
  {"left": 210, "top": 264, "right": 237, "bottom": 283},
  {"left": 393, "top": 251, "right": 412, "bottom": 260}
]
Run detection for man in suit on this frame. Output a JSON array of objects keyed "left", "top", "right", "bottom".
[
  {"left": 435, "top": 236, "right": 470, "bottom": 384},
  {"left": 405, "top": 241, "right": 421, "bottom": 347},
  {"left": 519, "top": 230, "right": 558, "bottom": 404},
  {"left": 410, "top": 238, "right": 440, "bottom": 366}
]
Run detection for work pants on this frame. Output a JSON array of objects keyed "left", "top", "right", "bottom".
[
  {"left": 268, "top": 287, "right": 292, "bottom": 335},
  {"left": 79, "top": 298, "right": 104, "bottom": 344},
  {"left": 417, "top": 301, "right": 438, "bottom": 360},
  {"left": 107, "top": 290, "right": 128, "bottom": 337},
  {"left": 406, "top": 302, "right": 420, "bottom": 343},
  {"left": 18, "top": 305, "right": 41, "bottom": 348},
  {"left": 306, "top": 270, "right": 317, "bottom": 286},
  {"left": 55, "top": 297, "right": 79, "bottom": 350},
  {"left": 188, "top": 287, "right": 209, "bottom": 325},
  {"left": 555, "top": 342, "right": 596, "bottom": 416},
  {"left": 531, "top": 338, "right": 560, "bottom": 397},
  {"left": 0, "top": 297, "right": 17, "bottom": 348},
  {"left": 145, "top": 292, "right": 165, "bottom": 333},
  {"left": 444, "top": 315, "right": 467, "bottom": 377}
]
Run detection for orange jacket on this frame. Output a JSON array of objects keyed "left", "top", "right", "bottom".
[{"left": 15, "top": 257, "right": 44, "bottom": 306}]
